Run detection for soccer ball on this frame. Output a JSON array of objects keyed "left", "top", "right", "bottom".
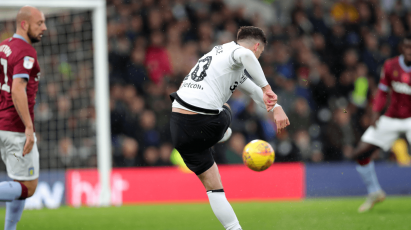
[{"left": 243, "top": 140, "right": 275, "bottom": 172}]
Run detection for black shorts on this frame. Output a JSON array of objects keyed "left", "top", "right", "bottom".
[{"left": 170, "top": 105, "right": 232, "bottom": 175}]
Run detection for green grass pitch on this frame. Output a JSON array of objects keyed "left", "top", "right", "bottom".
[{"left": 1, "top": 197, "right": 410, "bottom": 230}]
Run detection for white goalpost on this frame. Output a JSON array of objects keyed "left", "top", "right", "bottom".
[{"left": 0, "top": 0, "right": 111, "bottom": 206}]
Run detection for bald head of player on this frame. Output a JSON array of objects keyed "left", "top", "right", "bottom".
[
  {"left": 16, "top": 6, "right": 47, "bottom": 44},
  {"left": 236, "top": 26, "right": 267, "bottom": 59}
]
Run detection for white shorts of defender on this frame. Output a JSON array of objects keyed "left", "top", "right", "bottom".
[
  {"left": 361, "top": 115, "right": 411, "bottom": 152},
  {"left": 0, "top": 130, "right": 39, "bottom": 181}
]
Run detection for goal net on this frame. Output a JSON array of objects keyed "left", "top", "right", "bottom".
[{"left": 0, "top": 0, "right": 111, "bottom": 206}]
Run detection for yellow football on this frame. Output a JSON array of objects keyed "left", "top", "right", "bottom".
[{"left": 243, "top": 140, "right": 275, "bottom": 172}]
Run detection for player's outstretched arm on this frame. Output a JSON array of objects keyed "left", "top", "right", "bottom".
[
  {"left": 238, "top": 78, "right": 273, "bottom": 110},
  {"left": 273, "top": 106, "right": 290, "bottom": 134},
  {"left": 262, "top": 85, "right": 277, "bottom": 111},
  {"left": 11, "top": 78, "right": 34, "bottom": 156},
  {"left": 238, "top": 78, "right": 289, "bottom": 133},
  {"left": 234, "top": 48, "right": 277, "bottom": 109},
  {"left": 371, "top": 64, "right": 390, "bottom": 127},
  {"left": 370, "top": 90, "right": 388, "bottom": 127}
]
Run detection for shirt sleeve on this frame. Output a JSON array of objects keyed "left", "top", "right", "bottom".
[
  {"left": 12, "top": 52, "right": 36, "bottom": 79},
  {"left": 238, "top": 74, "right": 280, "bottom": 111},
  {"left": 232, "top": 48, "right": 269, "bottom": 88},
  {"left": 378, "top": 62, "right": 391, "bottom": 92},
  {"left": 373, "top": 61, "right": 391, "bottom": 112}
]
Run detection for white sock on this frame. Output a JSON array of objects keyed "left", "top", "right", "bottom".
[
  {"left": 356, "top": 161, "right": 382, "bottom": 194},
  {"left": 207, "top": 189, "right": 242, "bottom": 230},
  {"left": 5, "top": 200, "right": 25, "bottom": 230},
  {"left": 218, "top": 128, "right": 232, "bottom": 143},
  {"left": 0, "top": 181, "right": 22, "bottom": 202}
]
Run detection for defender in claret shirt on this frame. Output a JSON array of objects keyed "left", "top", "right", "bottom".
[
  {"left": 170, "top": 26, "right": 290, "bottom": 230},
  {"left": 351, "top": 34, "right": 411, "bottom": 213},
  {"left": 0, "top": 6, "right": 47, "bottom": 230}
]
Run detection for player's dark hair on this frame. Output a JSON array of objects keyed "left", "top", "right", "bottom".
[
  {"left": 237, "top": 26, "right": 267, "bottom": 45},
  {"left": 403, "top": 33, "right": 411, "bottom": 43}
]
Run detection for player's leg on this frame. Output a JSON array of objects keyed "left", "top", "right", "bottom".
[
  {"left": 218, "top": 103, "right": 232, "bottom": 143},
  {"left": 354, "top": 117, "right": 399, "bottom": 212},
  {"left": 198, "top": 162, "right": 242, "bottom": 230},
  {"left": 0, "top": 180, "right": 29, "bottom": 202},
  {"left": 353, "top": 142, "right": 383, "bottom": 195},
  {"left": 199, "top": 103, "right": 240, "bottom": 230},
  {"left": 0, "top": 131, "right": 39, "bottom": 230},
  {"left": 0, "top": 178, "right": 37, "bottom": 201},
  {"left": 2, "top": 179, "right": 37, "bottom": 230},
  {"left": 170, "top": 106, "right": 240, "bottom": 229},
  {"left": 352, "top": 141, "right": 379, "bottom": 160},
  {"left": 353, "top": 141, "right": 385, "bottom": 213}
]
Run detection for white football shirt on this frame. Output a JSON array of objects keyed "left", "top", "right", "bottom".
[{"left": 172, "top": 41, "right": 269, "bottom": 114}]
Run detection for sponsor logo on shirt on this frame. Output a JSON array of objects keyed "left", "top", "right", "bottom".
[
  {"left": 181, "top": 82, "right": 203, "bottom": 90},
  {"left": 215, "top": 45, "right": 223, "bottom": 55},
  {"left": 392, "top": 81, "right": 411, "bottom": 95},
  {"left": 401, "top": 73, "right": 410, "bottom": 83},
  {"left": 23, "top": 56, "right": 35, "bottom": 69}
]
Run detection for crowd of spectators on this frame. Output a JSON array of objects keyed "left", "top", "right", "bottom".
[
  {"left": 107, "top": 0, "right": 411, "bottom": 167},
  {"left": 0, "top": 0, "right": 409, "bottom": 170}
]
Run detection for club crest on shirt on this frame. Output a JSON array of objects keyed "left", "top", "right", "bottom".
[
  {"left": 29, "top": 167, "right": 34, "bottom": 176},
  {"left": 215, "top": 45, "right": 223, "bottom": 55},
  {"left": 23, "top": 56, "right": 35, "bottom": 69},
  {"left": 393, "top": 70, "right": 398, "bottom": 77}
]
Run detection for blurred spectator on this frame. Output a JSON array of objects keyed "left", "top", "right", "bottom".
[
  {"left": 274, "top": 130, "right": 301, "bottom": 162},
  {"left": 137, "top": 110, "right": 161, "bottom": 149},
  {"left": 330, "top": 0, "right": 359, "bottom": 23},
  {"left": 58, "top": 137, "right": 78, "bottom": 168},
  {"left": 110, "top": 84, "right": 127, "bottom": 136},
  {"left": 276, "top": 79, "right": 298, "bottom": 114},
  {"left": 293, "top": 10, "right": 313, "bottom": 35},
  {"left": 361, "top": 33, "right": 383, "bottom": 78},
  {"left": 337, "top": 70, "right": 355, "bottom": 97},
  {"left": 288, "top": 97, "right": 312, "bottom": 136},
  {"left": 158, "top": 143, "right": 173, "bottom": 166},
  {"left": 311, "top": 150, "right": 324, "bottom": 163},
  {"left": 123, "top": 96, "right": 146, "bottom": 138},
  {"left": 225, "top": 132, "right": 246, "bottom": 164},
  {"left": 127, "top": 47, "right": 149, "bottom": 93},
  {"left": 144, "top": 30, "right": 172, "bottom": 84},
  {"left": 309, "top": 3, "right": 328, "bottom": 35},
  {"left": 232, "top": 101, "right": 264, "bottom": 141},
  {"left": 343, "top": 49, "right": 359, "bottom": 72},
  {"left": 143, "top": 146, "right": 160, "bottom": 166},
  {"left": 294, "top": 130, "right": 312, "bottom": 160},
  {"left": 117, "top": 137, "right": 140, "bottom": 167},
  {"left": 274, "top": 43, "right": 294, "bottom": 79},
  {"left": 325, "top": 109, "right": 356, "bottom": 161}
]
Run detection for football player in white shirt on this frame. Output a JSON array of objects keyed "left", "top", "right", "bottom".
[{"left": 170, "top": 26, "right": 290, "bottom": 230}]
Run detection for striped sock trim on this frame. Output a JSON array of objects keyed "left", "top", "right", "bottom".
[
  {"left": 206, "top": 189, "right": 224, "bottom": 194},
  {"left": 357, "top": 157, "right": 371, "bottom": 166},
  {"left": 17, "top": 182, "right": 28, "bottom": 200}
]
